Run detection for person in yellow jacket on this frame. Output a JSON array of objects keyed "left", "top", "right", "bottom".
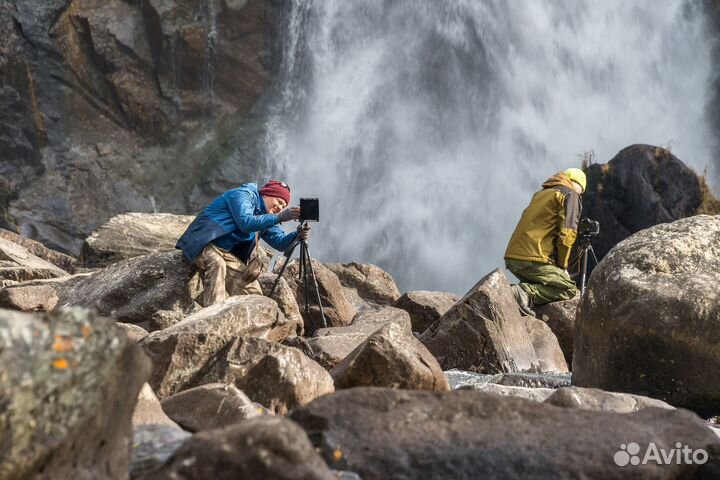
[{"left": 504, "top": 168, "right": 586, "bottom": 316}]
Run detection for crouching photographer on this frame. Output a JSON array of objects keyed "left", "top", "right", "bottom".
[{"left": 176, "top": 180, "right": 310, "bottom": 307}]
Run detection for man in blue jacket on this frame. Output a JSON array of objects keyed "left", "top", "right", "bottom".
[{"left": 177, "top": 180, "right": 306, "bottom": 306}]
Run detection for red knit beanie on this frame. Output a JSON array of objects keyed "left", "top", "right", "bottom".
[{"left": 259, "top": 180, "right": 291, "bottom": 205}]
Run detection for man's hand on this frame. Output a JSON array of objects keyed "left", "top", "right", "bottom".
[
  {"left": 277, "top": 206, "right": 300, "bottom": 223},
  {"left": 298, "top": 223, "right": 311, "bottom": 241}
]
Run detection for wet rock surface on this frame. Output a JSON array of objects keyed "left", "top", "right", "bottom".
[
  {"left": 0, "top": 307, "right": 150, "bottom": 479},
  {"left": 131, "top": 425, "right": 191, "bottom": 480},
  {"left": 573, "top": 215, "right": 720, "bottom": 414},
  {"left": 290, "top": 388, "right": 720, "bottom": 480}
]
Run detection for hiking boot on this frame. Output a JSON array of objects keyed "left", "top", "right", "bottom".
[{"left": 511, "top": 284, "right": 536, "bottom": 317}]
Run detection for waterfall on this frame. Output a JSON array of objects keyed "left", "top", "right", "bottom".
[{"left": 264, "top": 0, "right": 715, "bottom": 294}]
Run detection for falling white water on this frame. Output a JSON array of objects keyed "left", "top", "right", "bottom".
[{"left": 264, "top": 0, "right": 716, "bottom": 294}]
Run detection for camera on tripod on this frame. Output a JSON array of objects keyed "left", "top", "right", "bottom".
[
  {"left": 578, "top": 218, "right": 600, "bottom": 238},
  {"left": 300, "top": 198, "right": 319, "bottom": 222}
]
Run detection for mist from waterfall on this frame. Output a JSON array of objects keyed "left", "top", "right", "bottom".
[{"left": 264, "top": 0, "right": 716, "bottom": 294}]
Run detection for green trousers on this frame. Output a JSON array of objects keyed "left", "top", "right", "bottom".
[{"left": 505, "top": 259, "right": 578, "bottom": 305}]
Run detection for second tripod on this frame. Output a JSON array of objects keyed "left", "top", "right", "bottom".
[{"left": 269, "top": 222, "right": 328, "bottom": 329}]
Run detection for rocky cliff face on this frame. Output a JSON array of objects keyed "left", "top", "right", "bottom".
[{"left": 0, "top": 0, "right": 282, "bottom": 254}]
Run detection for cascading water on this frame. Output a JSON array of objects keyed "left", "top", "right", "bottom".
[{"left": 264, "top": 0, "right": 716, "bottom": 294}]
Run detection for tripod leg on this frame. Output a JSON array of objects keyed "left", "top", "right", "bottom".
[
  {"left": 300, "top": 242, "right": 310, "bottom": 316},
  {"left": 269, "top": 249, "right": 295, "bottom": 297},
  {"left": 301, "top": 241, "right": 328, "bottom": 329},
  {"left": 580, "top": 247, "right": 589, "bottom": 295}
]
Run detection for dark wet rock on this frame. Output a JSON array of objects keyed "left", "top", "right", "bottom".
[
  {"left": 280, "top": 258, "right": 357, "bottom": 335},
  {"left": 420, "top": 269, "right": 540, "bottom": 373},
  {"left": 309, "top": 308, "right": 412, "bottom": 370},
  {"left": 581, "top": 145, "right": 705, "bottom": 265},
  {"left": 0, "top": 228, "right": 77, "bottom": 273},
  {"left": 144, "top": 417, "right": 335, "bottom": 480},
  {"left": 58, "top": 250, "right": 201, "bottom": 324},
  {"left": 523, "top": 316, "right": 568, "bottom": 372},
  {"left": 534, "top": 297, "right": 579, "bottom": 365},
  {"left": 0, "top": 236, "right": 69, "bottom": 282},
  {"left": 495, "top": 372, "right": 572, "bottom": 389},
  {"left": 331, "top": 322, "right": 450, "bottom": 391},
  {"left": 133, "top": 383, "right": 181, "bottom": 428},
  {"left": 198, "top": 336, "right": 335, "bottom": 415},
  {"left": 141, "top": 295, "right": 293, "bottom": 398},
  {"left": 325, "top": 262, "right": 401, "bottom": 306},
  {"left": 393, "top": 290, "right": 460, "bottom": 334},
  {"left": 118, "top": 322, "right": 150, "bottom": 343},
  {"left": 0, "top": 307, "right": 150, "bottom": 479},
  {"left": 545, "top": 386, "right": 675, "bottom": 413},
  {"left": 259, "top": 272, "right": 304, "bottom": 335},
  {"left": 130, "top": 425, "right": 191, "bottom": 480},
  {"left": 573, "top": 215, "right": 720, "bottom": 414},
  {"left": 161, "top": 383, "right": 268, "bottom": 433},
  {"left": 290, "top": 388, "right": 720, "bottom": 480},
  {"left": 81, "top": 213, "right": 194, "bottom": 267}
]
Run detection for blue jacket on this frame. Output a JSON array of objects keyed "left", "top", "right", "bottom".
[{"left": 176, "top": 183, "right": 298, "bottom": 263}]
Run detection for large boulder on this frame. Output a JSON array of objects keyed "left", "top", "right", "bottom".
[
  {"left": 573, "top": 215, "right": 720, "bottom": 414},
  {"left": 141, "top": 295, "right": 293, "bottom": 398},
  {"left": 146, "top": 417, "right": 336, "bottom": 480},
  {"left": 0, "top": 236, "right": 69, "bottom": 283},
  {"left": 331, "top": 322, "right": 450, "bottom": 391},
  {"left": 523, "top": 317, "right": 568, "bottom": 372},
  {"left": 290, "top": 388, "right": 720, "bottom": 479},
  {"left": 133, "top": 384, "right": 181, "bottom": 428},
  {"left": 325, "top": 262, "right": 401, "bottom": 306},
  {"left": 0, "top": 274, "right": 91, "bottom": 313},
  {"left": 393, "top": 290, "right": 460, "bottom": 334},
  {"left": 258, "top": 272, "right": 304, "bottom": 335},
  {"left": 0, "top": 307, "right": 150, "bottom": 479},
  {"left": 581, "top": 145, "right": 706, "bottom": 264},
  {"left": 534, "top": 297, "right": 579, "bottom": 365},
  {"left": 161, "top": 383, "right": 267, "bottom": 432},
  {"left": 280, "top": 258, "right": 357, "bottom": 335},
  {"left": 545, "top": 386, "right": 675, "bottom": 413},
  {"left": 199, "top": 336, "right": 335, "bottom": 415},
  {"left": 309, "top": 308, "right": 412, "bottom": 370},
  {"left": 0, "top": 228, "right": 77, "bottom": 273},
  {"left": 80, "top": 213, "right": 194, "bottom": 267},
  {"left": 58, "top": 250, "right": 200, "bottom": 324},
  {"left": 419, "top": 269, "right": 540, "bottom": 373}
]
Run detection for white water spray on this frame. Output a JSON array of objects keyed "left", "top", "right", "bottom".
[{"left": 265, "top": 0, "right": 715, "bottom": 294}]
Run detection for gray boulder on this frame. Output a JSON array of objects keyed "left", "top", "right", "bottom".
[
  {"left": 545, "top": 386, "right": 675, "bottom": 413},
  {"left": 420, "top": 269, "right": 540, "bottom": 373},
  {"left": 0, "top": 307, "right": 150, "bottom": 479},
  {"left": 523, "top": 316, "right": 568, "bottom": 372},
  {"left": 573, "top": 215, "right": 720, "bottom": 413},
  {"left": 130, "top": 425, "right": 191, "bottom": 480},
  {"left": 259, "top": 272, "right": 304, "bottom": 335},
  {"left": 325, "top": 262, "right": 401, "bottom": 306},
  {"left": 141, "top": 295, "right": 293, "bottom": 398},
  {"left": 309, "top": 308, "right": 412, "bottom": 370},
  {"left": 534, "top": 297, "right": 579, "bottom": 365},
  {"left": 331, "top": 322, "right": 450, "bottom": 391},
  {"left": 199, "top": 336, "right": 335, "bottom": 415},
  {"left": 161, "top": 383, "right": 268, "bottom": 433},
  {"left": 457, "top": 383, "right": 555, "bottom": 402},
  {"left": 0, "top": 274, "right": 90, "bottom": 312},
  {"left": 280, "top": 258, "right": 357, "bottom": 335},
  {"left": 0, "top": 236, "right": 68, "bottom": 282},
  {"left": 133, "top": 383, "right": 181, "bottom": 428},
  {"left": 0, "top": 228, "right": 77, "bottom": 273},
  {"left": 393, "top": 290, "right": 460, "bottom": 334},
  {"left": 144, "top": 417, "right": 335, "bottom": 480},
  {"left": 80, "top": 212, "right": 194, "bottom": 267},
  {"left": 58, "top": 250, "right": 200, "bottom": 324},
  {"left": 290, "top": 388, "right": 720, "bottom": 479}
]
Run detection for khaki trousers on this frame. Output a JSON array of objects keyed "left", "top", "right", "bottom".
[{"left": 194, "top": 243, "right": 263, "bottom": 307}]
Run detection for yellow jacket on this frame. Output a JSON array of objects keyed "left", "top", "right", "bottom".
[{"left": 504, "top": 172, "right": 582, "bottom": 269}]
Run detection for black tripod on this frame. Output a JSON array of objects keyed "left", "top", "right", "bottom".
[
  {"left": 569, "top": 234, "right": 599, "bottom": 295},
  {"left": 269, "top": 222, "right": 327, "bottom": 329}
]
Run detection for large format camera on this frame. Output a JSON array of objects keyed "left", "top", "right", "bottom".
[
  {"left": 578, "top": 217, "right": 600, "bottom": 238},
  {"left": 300, "top": 198, "right": 319, "bottom": 222}
]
